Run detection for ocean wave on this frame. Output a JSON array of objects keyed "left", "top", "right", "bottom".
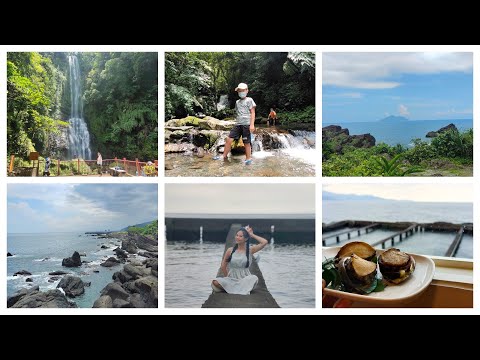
[{"left": 33, "top": 257, "right": 63, "bottom": 263}]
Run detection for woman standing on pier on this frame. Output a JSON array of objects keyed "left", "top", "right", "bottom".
[{"left": 211, "top": 226, "right": 269, "bottom": 295}]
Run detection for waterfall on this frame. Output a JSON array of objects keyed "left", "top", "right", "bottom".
[
  {"left": 68, "top": 55, "right": 92, "bottom": 160},
  {"left": 217, "top": 95, "right": 229, "bottom": 111}
]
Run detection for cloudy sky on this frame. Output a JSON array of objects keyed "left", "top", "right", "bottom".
[
  {"left": 8, "top": 184, "right": 158, "bottom": 233},
  {"left": 323, "top": 52, "right": 473, "bottom": 122},
  {"left": 323, "top": 184, "right": 473, "bottom": 203},
  {"left": 166, "top": 184, "right": 315, "bottom": 216}
]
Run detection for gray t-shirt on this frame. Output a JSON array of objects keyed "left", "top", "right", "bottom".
[{"left": 235, "top": 97, "right": 256, "bottom": 125}]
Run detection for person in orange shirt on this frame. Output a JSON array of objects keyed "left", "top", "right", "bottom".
[{"left": 268, "top": 108, "right": 277, "bottom": 126}]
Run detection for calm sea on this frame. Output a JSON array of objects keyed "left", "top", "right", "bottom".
[
  {"left": 323, "top": 119, "right": 472, "bottom": 146},
  {"left": 323, "top": 200, "right": 473, "bottom": 258}
]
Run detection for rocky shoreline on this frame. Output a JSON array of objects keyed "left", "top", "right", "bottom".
[{"left": 7, "top": 232, "right": 158, "bottom": 309}]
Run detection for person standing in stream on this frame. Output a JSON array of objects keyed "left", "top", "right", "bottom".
[{"left": 222, "top": 83, "right": 256, "bottom": 165}]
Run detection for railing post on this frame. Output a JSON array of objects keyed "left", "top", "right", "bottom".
[
  {"left": 57, "top": 160, "right": 60, "bottom": 176},
  {"left": 9, "top": 155, "right": 15, "bottom": 174},
  {"left": 347, "top": 233, "right": 351, "bottom": 240},
  {"left": 336, "top": 236, "right": 340, "bottom": 243}
]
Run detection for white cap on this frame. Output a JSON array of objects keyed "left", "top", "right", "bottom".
[{"left": 235, "top": 83, "right": 248, "bottom": 91}]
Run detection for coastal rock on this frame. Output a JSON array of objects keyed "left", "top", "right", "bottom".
[
  {"left": 100, "top": 283, "right": 130, "bottom": 301},
  {"left": 11, "top": 290, "right": 76, "bottom": 308},
  {"left": 113, "top": 299, "right": 132, "bottom": 308},
  {"left": 322, "top": 125, "right": 375, "bottom": 156},
  {"left": 7, "top": 252, "right": 13, "bottom": 257},
  {"left": 57, "top": 276, "right": 85, "bottom": 298},
  {"left": 49, "top": 271, "right": 69, "bottom": 276},
  {"left": 49, "top": 276, "right": 61, "bottom": 283},
  {"left": 101, "top": 245, "right": 108, "bottom": 249},
  {"left": 62, "top": 251, "right": 82, "bottom": 268},
  {"left": 93, "top": 295, "right": 113, "bottom": 308},
  {"left": 101, "top": 257, "right": 121, "bottom": 268},
  {"left": 7, "top": 286, "right": 40, "bottom": 308},
  {"left": 14, "top": 270, "right": 32, "bottom": 276},
  {"left": 135, "top": 276, "right": 158, "bottom": 308},
  {"left": 114, "top": 248, "right": 128, "bottom": 259},
  {"left": 131, "top": 233, "right": 158, "bottom": 253},
  {"left": 26, "top": 278, "right": 33, "bottom": 283},
  {"left": 138, "top": 251, "right": 157, "bottom": 259},
  {"left": 123, "top": 264, "right": 150, "bottom": 280},
  {"left": 144, "top": 258, "right": 158, "bottom": 271},
  {"left": 426, "top": 123, "right": 458, "bottom": 138}
]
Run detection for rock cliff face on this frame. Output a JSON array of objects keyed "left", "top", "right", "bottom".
[
  {"left": 322, "top": 125, "right": 376, "bottom": 155},
  {"left": 47, "top": 126, "right": 70, "bottom": 159},
  {"left": 426, "top": 123, "right": 458, "bottom": 138}
]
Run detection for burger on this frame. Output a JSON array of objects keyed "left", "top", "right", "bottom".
[{"left": 378, "top": 248, "right": 415, "bottom": 284}]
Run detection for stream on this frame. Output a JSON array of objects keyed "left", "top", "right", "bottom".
[{"left": 165, "top": 128, "right": 316, "bottom": 177}]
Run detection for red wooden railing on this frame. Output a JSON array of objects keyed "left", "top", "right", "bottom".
[{"left": 8, "top": 155, "right": 158, "bottom": 177}]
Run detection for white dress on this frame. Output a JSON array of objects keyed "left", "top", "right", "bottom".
[{"left": 215, "top": 251, "right": 259, "bottom": 295}]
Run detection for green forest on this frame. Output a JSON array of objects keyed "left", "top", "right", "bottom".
[
  {"left": 165, "top": 52, "right": 315, "bottom": 128},
  {"left": 323, "top": 129, "right": 473, "bottom": 177},
  {"left": 7, "top": 52, "right": 158, "bottom": 161}
]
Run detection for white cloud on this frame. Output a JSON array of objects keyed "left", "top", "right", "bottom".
[
  {"left": 436, "top": 108, "right": 473, "bottom": 116},
  {"left": 398, "top": 104, "right": 410, "bottom": 116},
  {"left": 325, "top": 92, "right": 364, "bottom": 99},
  {"left": 323, "top": 52, "right": 473, "bottom": 89}
]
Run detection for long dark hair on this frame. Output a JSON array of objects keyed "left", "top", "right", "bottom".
[{"left": 227, "top": 227, "right": 250, "bottom": 268}]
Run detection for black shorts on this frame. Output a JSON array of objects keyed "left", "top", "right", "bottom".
[{"left": 229, "top": 125, "right": 251, "bottom": 144}]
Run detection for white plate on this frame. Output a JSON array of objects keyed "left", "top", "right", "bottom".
[{"left": 323, "top": 247, "right": 435, "bottom": 305}]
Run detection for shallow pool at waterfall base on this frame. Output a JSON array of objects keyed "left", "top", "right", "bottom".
[
  {"left": 165, "top": 151, "right": 316, "bottom": 177},
  {"left": 7, "top": 232, "right": 151, "bottom": 308},
  {"left": 165, "top": 242, "right": 316, "bottom": 308}
]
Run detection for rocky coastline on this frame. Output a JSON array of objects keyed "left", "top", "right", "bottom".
[{"left": 7, "top": 232, "right": 158, "bottom": 309}]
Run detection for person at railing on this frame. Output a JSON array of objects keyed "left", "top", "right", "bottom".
[
  {"left": 43, "top": 157, "right": 51, "bottom": 177},
  {"left": 97, "top": 152, "right": 103, "bottom": 176},
  {"left": 144, "top": 161, "right": 156, "bottom": 177}
]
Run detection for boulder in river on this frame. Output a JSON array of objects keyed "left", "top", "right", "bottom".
[{"left": 62, "top": 251, "right": 82, "bottom": 268}]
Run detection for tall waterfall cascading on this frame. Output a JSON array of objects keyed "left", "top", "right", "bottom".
[{"left": 68, "top": 55, "right": 92, "bottom": 160}]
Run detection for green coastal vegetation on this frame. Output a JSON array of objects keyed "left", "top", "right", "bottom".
[
  {"left": 126, "top": 220, "right": 159, "bottom": 237},
  {"left": 7, "top": 52, "right": 158, "bottom": 162},
  {"left": 323, "top": 127, "right": 473, "bottom": 177},
  {"left": 165, "top": 52, "right": 315, "bottom": 128}
]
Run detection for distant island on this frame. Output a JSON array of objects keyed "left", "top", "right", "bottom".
[
  {"left": 323, "top": 192, "right": 386, "bottom": 202},
  {"left": 379, "top": 115, "right": 409, "bottom": 123}
]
